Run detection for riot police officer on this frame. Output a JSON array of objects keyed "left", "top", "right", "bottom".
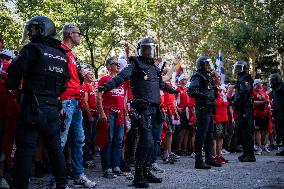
[
  {"left": 269, "top": 73, "right": 284, "bottom": 156},
  {"left": 232, "top": 61, "right": 256, "bottom": 162},
  {"left": 187, "top": 56, "right": 222, "bottom": 169},
  {"left": 97, "top": 37, "right": 178, "bottom": 188},
  {"left": 5, "top": 16, "right": 70, "bottom": 189}
]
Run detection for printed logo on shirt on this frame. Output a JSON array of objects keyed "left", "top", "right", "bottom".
[
  {"left": 110, "top": 88, "right": 124, "bottom": 96},
  {"left": 48, "top": 65, "right": 64, "bottom": 73},
  {"left": 44, "top": 53, "right": 67, "bottom": 62}
]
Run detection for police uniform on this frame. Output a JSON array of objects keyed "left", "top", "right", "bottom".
[
  {"left": 98, "top": 55, "right": 177, "bottom": 187},
  {"left": 187, "top": 71, "right": 218, "bottom": 168},
  {"left": 232, "top": 72, "right": 255, "bottom": 161},
  {"left": 6, "top": 38, "right": 69, "bottom": 189}
]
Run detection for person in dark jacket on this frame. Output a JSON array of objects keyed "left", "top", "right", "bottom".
[
  {"left": 269, "top": 73, "right": 284, "bottom": 156},
  {"left": 6, "top": 16, "right": 70, "bottom": 189},
  {"left": 187, "top": 55, "right": 221, "bottom": 169},
  {"left": 98, "top": 37, "right": 178, "bottom": 188},
  {"left": 232, "top": 61, "right": 256, "bottom": 162}
]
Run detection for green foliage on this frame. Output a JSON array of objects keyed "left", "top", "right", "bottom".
[{"left": 0, "top": 0, "right": 283, "bottom": 77}]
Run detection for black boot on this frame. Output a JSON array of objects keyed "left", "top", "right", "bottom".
[
  {"left": 143, "top": 167, "right": 162, "bottom": 183},
  {"left": 195, "top": 158, "right": 211, "bottom": 169},
  {"left": 276, "top": 150, "right": 284, "bottom": 156},
  {"left": 134, "top": 166, "right": 149, "bottom": 188},
  {"left": 239, "top": 155, "right": 256, "bottom": 162},
  {"left": 238, "top": 154, "right": 246, "bottom": 160},
  {"left": 34, "top": 161, "right": 45, "bottom": 178}
]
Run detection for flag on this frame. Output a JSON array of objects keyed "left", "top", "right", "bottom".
[
  {"left": 175, "top": 63, "right": 184, "bottom": 85},
  {"left": 215, "top": 50, "right": 225, "bottom": 84}
]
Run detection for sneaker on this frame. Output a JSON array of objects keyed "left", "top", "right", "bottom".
[
  {"left": 113, "top": 167, "right": 125, "bottom": 176},
  {"left": 189, "top": 152, "right": 195, "bottom": 158},
  {"left": 151, "top": 163, "right": 165, "bottom": 173},
  {"left": 219, "top": 156, "right": 229, "bottom": 163},
  {"left": 0, "top": 178, "right": 9, "bottom": 189},
  {"left": 103, "top": 169, "right": 117, "bottom": 179},
  {"left": 170, "top": 152, "right": 180, "bottom": 159},
  {"left": 221, "top": 149, "right": 230, "bottom": 155},
  {"left": 73, "top": 174, "right": 97, "bottom": 188},
  {"left": 214, "top": 156, "right": 225, "bottom": 164},
  {"left": 168, "top": 157, "right": 175, "bottom": 164},
  {"left": 255, "top": 147, "right": 262, "bottom": 155},
  {"left": 263, "top": 144, "right": 271, "bottom": 153},
  {"left": 84, "top": 160, "right": 96, "bottom": 168},
  {"left": 163, "top": 157, "right": 169, "bottom": 164}
]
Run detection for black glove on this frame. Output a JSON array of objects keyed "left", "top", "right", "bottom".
[{"left": 98, "top": 85, "right": 107, "bottom": 92}]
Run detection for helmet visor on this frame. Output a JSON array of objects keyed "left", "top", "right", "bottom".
[
  {"left": 20, "top": 21, "right": 39, "bottom": 44},
  {"left": 232, "top": 64, "right": 243, "bottom": 75},
  {"left": 138, "top": 43, "right": 156, "bottom": 59}
]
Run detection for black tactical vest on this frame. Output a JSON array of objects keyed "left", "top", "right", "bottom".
[
  {"left": 272, "top": 83, "right": 284, "bottom": 111},
  {"left": 129, "top": 57, "right": 161, "bottom": 104},
  {"left": 191, "top": 72, "right": 215, "bottom": 108},
  {"left": 24, "top": 43, "right": 69, "bottom": 98}
]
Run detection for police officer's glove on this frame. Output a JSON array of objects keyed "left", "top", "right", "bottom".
[{"left": 98, "top": 85, "right": 107, "bottom": 92}]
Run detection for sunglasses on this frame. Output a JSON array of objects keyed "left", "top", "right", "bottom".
[{"left": 110, "top": 62, "right": 120, "bottom": 66}]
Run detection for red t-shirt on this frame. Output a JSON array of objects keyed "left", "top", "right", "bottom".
[
  {"left": 98, "top": 75, "right": 125, "bottom": 110},
  {"left": 0, "top": 59, "right": 10, "bottom": 83},
  {"left": 124, "top": 80, "right": 133, "bottom": 101},
  {"left": 214, "top": 88, "right": 229, "bottom": 123},
  {"left": 253, "top": 88, "right": 270, "bottom": 118},
  {"left": 81, "top": 83, "right": 97, "bottom": 112},
  {"left": 60, "top": 43, "right": 81, "bottom": 100},
  {"left": 176, "top": 86, "right": 189, "bottom": 111},
  {"left": 163, "top": 82, "right": 176, "bottom": 106}
]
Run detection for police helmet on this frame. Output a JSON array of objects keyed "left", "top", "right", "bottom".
[
  {"left": 137, "top": 37, "right": 156, "bottom": 59},
  {"left": 21, "top": 16, "right": 57, "bottom": 44},
  {"left": 196, "top": 55, "right": 214, "bottom": 71},
  {"left": 232, "top": 61, "right": 248, "bottom": 75}
]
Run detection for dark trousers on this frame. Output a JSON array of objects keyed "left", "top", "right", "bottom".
[
  {"left": 237, "top": 113, "right": 254, "bottom": 156},
  {"left": 274, "top": 112, "right": 284, "bottom": 146},
  {"left": 82, "top": 113, "right": 97, "bottom": 163},
  {"left": 194, "top": 108, "right": 213, "bottom": 160},
  {"left": 223, "top": 122, "right": 235, "bottom": 150},
  {"left": 135, "top": 106, "right": 162, "bottom": 168},
  {"left": 11, "top": 104, "right": 67, "bottom": 189}
]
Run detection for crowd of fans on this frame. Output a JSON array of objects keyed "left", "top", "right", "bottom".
[{"left": 0, "top": 25, "right": 283, "bottom": 189}]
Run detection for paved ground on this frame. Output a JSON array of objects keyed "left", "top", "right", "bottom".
[{"left": 30, "top": 152, "right": 284, "bottom": 189}]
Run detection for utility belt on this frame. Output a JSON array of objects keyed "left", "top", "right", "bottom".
[
  {"left": 22, "top": 94, "right": 59, "bottom": 107},
  {"left": 130, "top": 98, "right": 164, "bottom": 127}
]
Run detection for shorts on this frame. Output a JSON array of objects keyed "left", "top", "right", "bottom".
[
  {"left": 180, "top": 111, "right": 192, "bottom": 130},
  {"left": 254, "top": 117, "right": 269, "bottom": 131},
  {"left": 213, "top": 122, "right": 226, "bottom": 139}
]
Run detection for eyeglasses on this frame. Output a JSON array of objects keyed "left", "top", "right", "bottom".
[
  {"left": 110, "top": 62, "right": 120, "bottom": 66},
  {"left": 72, "top": 32, "right": 81, "bottom": 36}
]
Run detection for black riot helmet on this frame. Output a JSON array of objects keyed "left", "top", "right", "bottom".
[
  {"left": 232, "top": 60, "right": 248, "bottom": 76},
  {"left": 196, "top": 55, "right": 214, "bottom": 72},
  {"left": 21, "top": 16, "right": 57, "bottom": 44},
  {"left": 269, "top": 73, "right": 283, "bottom": 89},
  {"left": 137, "top": 37, "right": 156, "bottom": 59}
]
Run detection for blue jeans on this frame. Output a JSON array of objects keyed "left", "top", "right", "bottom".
[
  {"left": 101, "top": 113, "right": 124, "bottom": 170},
  {"left": 61, "top": 99, "right": 85, "bottom": 176}
]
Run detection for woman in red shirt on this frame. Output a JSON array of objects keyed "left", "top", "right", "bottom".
[{"left": 212, "top": 73, "right": 229, "bottom": 164}]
